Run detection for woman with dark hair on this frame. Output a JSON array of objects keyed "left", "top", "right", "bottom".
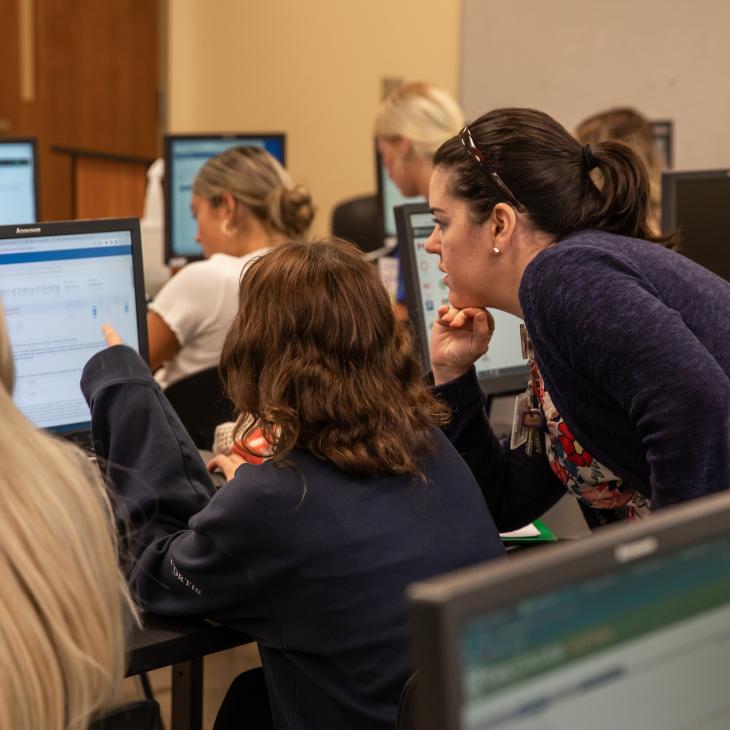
[
  {"left": 575, "top": 107, "right": 663, "bottom": 236},
  {"left": 82, "top": 239, "right": 503, "bottom": 730},
  {"left": 426, "top": 107, "right": 730, "bottom": 529}
]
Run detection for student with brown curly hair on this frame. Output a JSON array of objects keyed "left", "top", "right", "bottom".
[{"left": 82, "top": 239, "right": 503, "bottom": 730}]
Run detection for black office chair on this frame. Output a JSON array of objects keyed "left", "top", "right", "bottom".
[
  {"left": 90, "top": 700, "right": 162, "bottom": 730},
  {"left": 394, "top": 671, "right": 418, "bottom": 730},
  {"left": 164, "top": 367, "right": 236, "bottom": 450},
  {"left": 331, "top": 193, "right": 385, "bottom": 255}
]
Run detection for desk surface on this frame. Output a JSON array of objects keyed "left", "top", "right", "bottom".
[{"left": 127, "top": 614, "right": 251, "bottom": 676}]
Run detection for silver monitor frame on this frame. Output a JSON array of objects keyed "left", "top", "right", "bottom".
[{"left": 407, "top": 489, "right": 730, "bottom": 730}]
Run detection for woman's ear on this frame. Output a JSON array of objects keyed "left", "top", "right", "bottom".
[
  {"left": 220, "top": 192, "right": 237, "bottom": 218},
  {"left": 490, "top": 203, "right": 518, "bottom": 251}
]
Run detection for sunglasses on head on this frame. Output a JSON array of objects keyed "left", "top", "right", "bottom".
[{"left": 458, "top": 126, "right": 523, "bottom": 210}]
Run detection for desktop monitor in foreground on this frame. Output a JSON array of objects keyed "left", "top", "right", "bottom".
[
  {"left": 164, "top": 133, "right": 286, "bottom": 262},
  {"left": 408, "top": 489, "right": 730, "bottom": 730},
  {"left": 376, "top": 150, "right": 424, "bottom": 239},
  {"left": 0, "top": 219, "right": 148, "bottom": 437},
  {"left": 395, "top": 203, "right": 527, "bottom": 395},
  {"left": 0, "top": 139, "right": 38, "bottom": 225},
  {"left": 662, "top": 169, "right": 730, "bottom": 282}
]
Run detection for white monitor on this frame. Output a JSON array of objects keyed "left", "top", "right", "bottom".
[{"left": 0, "top": 139, "right": 38, "bottom": 225}]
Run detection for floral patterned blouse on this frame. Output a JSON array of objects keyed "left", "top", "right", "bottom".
[{"left": 532, "top": 368, "right": 650, "bottom": 521}]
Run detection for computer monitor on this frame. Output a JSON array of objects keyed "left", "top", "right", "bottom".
[
  {"left": 395, "top": 203, "right": 528, "bottom": 394},
  {"left": 661, "top": 169, "right": 730, "bottom": 281},
  {"left": 408, "top": 489, "right": 730, "bottom": 730},
  {"left": 0, "top": 138, "right": 38, "bottom": 224},
  {"left": 376, "top": 149, "right": 425, "bottom": 239},
  {"left": 164, "top": 133, "right": 286, "bottom": 262},
  {"left": 650, "top": 119, "right": 673, "bottom": 169},
  {"left": 0, "top": 218, "right": 148, "bottom": 438}
]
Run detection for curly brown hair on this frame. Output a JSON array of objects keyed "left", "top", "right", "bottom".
[{"left": 219, "top": 238, "right": 448, "bottom": 478}]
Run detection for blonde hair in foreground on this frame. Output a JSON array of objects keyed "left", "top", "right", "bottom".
[
  {"left": 0, "top": 305, "right": 135, "bottom": 730},
  {"left": 374, "top": 81, "right": 464, "bottom": 161}
]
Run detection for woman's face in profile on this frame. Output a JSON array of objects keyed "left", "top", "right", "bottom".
[
  {"left": 190, "top": 193, "right": 227, "bottom": 257},
  {"left": 425, "top": 167, "right": 493, "bottom": 310},
  {"left": 377, "top": 136, "right": 419, "bottom": 197}
]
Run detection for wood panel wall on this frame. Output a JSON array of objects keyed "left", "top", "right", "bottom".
[{"left": 0, "top": 0, "right": 160, "bottom": 221}]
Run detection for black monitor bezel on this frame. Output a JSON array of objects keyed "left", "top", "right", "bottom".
[
  {"left": 0, "top": 217, "right": 150, "bottom": 433},
  {"left": 0, "top": 137, "right": 40, "bottom": 222},
  {"left": 163, "top": 132, "right": 287, "bottom": 264},
  {"left": 407, "top": 489, "right": 730, "bottom": 730},
  {"left": 395, "top": 201, "right": 528, "bottom": 395},
  {"left": 661, "top": 168, "right": 730, "bottom": 236}
]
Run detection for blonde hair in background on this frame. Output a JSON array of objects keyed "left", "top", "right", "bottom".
[
  {"left": 374, "top": 81, "right": 464, "bottom": 161},
  {"left": 0, "top": 304, "right": 135, "bottom": 730},
  {"left": 193, "top": 146, "right": 315, "bottom": 238},
  {"left": 575, "top": 107, "right": 663, "bottom": 235}
]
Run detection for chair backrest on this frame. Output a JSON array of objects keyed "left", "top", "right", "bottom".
[
  {"left": 331, "top": 194, "right": 385, "bottom": 254},
  {"left": 394, "top": 671, "right": 418, "bottom": 730},
  {"left": 164, "top": 367, "right": 236, "bottom": 449},
  {"left": 90, "top": 700, "right": 162, "bottom": 730}
]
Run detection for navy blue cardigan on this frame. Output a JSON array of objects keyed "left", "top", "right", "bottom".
[
  {"left": 81, "top": 346, "right": 504, "bottom": 730},
  {"left": 436, "top": 229, "right": 730, "bottom": 526}
]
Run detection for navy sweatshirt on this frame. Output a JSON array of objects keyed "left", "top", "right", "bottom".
[
  {"left": 435, "top": 229, "right": 730, "bottom": 526},
  {"left": 81, "top": 346, "right": 504, "bottom": 730}
]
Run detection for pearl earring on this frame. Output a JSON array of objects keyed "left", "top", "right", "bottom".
[{"left": 492, "top": 247, "right": 501, "bottom": 255}]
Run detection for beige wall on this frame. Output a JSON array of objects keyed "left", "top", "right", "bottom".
[
  {"left": 460, "top": 0, "right": 730, "bottom": 171},
  {"left": 167, "top": 0, "right": 461, "bottom": 235}
]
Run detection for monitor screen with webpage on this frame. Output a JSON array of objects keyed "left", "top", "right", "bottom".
[
  {"left": 0, "top": 219, "right": 148, "bottom": 435},
  {"left": 395, "top": 203, "right": 527, "bottom": 394},
  {"left": 164, "top": 133, "right": 286, "bottom": 262},
  {"left": 408, "top": 490, "right": 730, "bottom": 730},
  {"left": 0, "top": 139, "right": 38, "bottom": 225},
  {"left": 661, "top": 169, "right": 730, "bottom": 282}
]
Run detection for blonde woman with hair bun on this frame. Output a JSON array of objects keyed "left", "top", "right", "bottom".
[
  {"left": 375, "top": 81, "right": 464, "bottom": 199},
  {"left": 148, "top": 146, "right": 315, "bottom": 389},
  {"left": 0, "top": 303, "right": 135, "bottom": 730}
]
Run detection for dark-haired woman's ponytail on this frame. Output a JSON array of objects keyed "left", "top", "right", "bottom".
[{"left": 585, "top": 142, "right": 677, "bottom": 246}]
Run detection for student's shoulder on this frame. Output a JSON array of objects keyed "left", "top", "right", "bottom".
[
  {"left": 521, "top": 230, "right": 649, "bottom": 314},
  {"left": 151, "top": 259, "right": 224, "bottom": 310},
  {"left": 209, "top": 451, "right": 321, "bottom": 511},
  {"left": 422, "top": 427, "right": 482, "bottom": 479},
  {"left": 527, "top": 230, "right": 642, "bottom": 279}
]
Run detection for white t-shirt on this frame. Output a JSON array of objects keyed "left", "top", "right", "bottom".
[{"left": 149, "top": 250, "right": 269, "bottom": 389}]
